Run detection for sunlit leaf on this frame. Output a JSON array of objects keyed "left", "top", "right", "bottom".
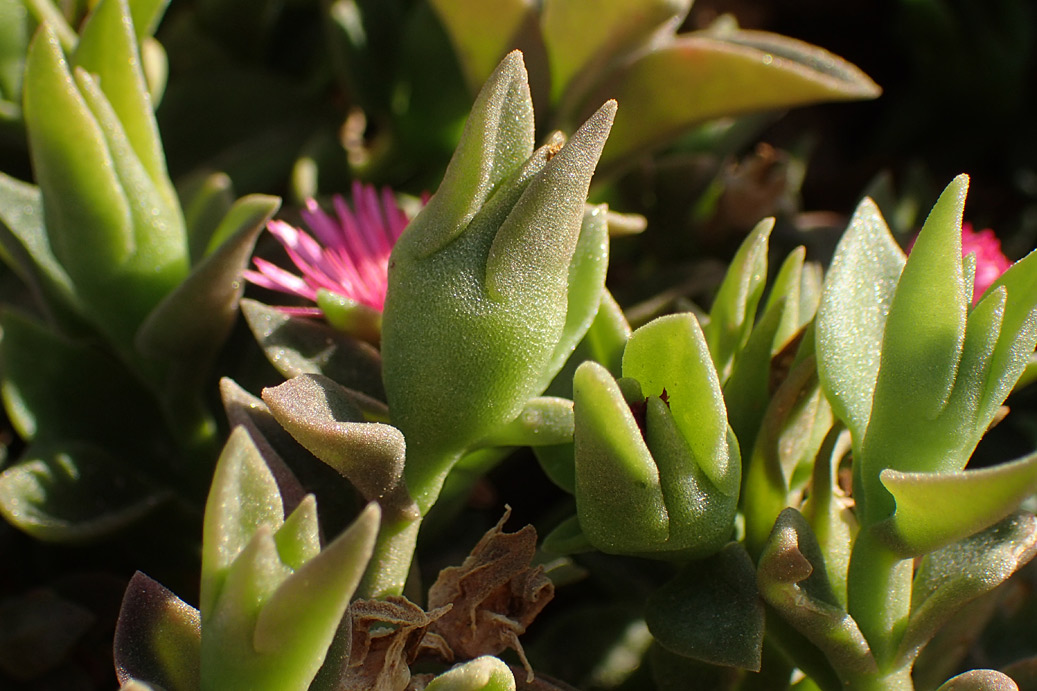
[{"left": 114, "top": 571, "right": 200, "bottom": 691}]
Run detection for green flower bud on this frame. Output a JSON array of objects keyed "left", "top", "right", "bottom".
[
  {"left": 381, "top": 51, "right": 615, "bottom": 511},
  {"left": 574, "top": 313, "right": 740, "bottom": 558}
]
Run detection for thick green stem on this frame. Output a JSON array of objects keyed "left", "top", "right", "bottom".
[
  {"left": 847, "top": 526, "right": 913, "bottom": 669},
  {"left": 358, "top": 512, "right": 421, "bottom": 599},
  {"left": 357, "top": 447, "right": 462, "bottom": 598}
]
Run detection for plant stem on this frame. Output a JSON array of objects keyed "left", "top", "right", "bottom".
[
  {"left": 356, "top": 447, "right": 462, "bottom": 598},
  {"left": 846, "top": 526, "right": 913, "bottom": 669},
  {"left": 358, "top": 512, "right": 421, "bottom": 599}
]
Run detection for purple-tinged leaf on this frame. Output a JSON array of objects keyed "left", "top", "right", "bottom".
[{"left": 114, "top": 571, "right": 200, "bottom": 691}]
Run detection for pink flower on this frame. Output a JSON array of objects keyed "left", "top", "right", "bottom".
[
  {"left": 961, "top": 223, "right": 1012, "bottom": 301},
  {"left": 244, "top": 181, "right": 414, "bottom": 317}
]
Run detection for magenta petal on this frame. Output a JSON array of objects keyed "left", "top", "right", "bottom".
[{"left": 245, "top": 183, "right": 420, "bottom": 314}]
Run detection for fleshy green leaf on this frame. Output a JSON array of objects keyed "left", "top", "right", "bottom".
[
  {"left": 400, "top": 49, "right": 534, "bottom": 258},
  {"left": 24, "top": 24, "right": 135, "bottom": 274},
  {"left": 135, "top": 194, "right": 280, "bottom": 360},
  {"left": 382, "top": 61, "right": 613, "bottom": 508},
  {"left": 541, "top": 203, "right": 611, "bottom": 389},
  {"left": 477, "top": 396, "right": 574, "bottom": 448},
  {"left": 273, "top": 495, "right": 320, "bottom": 571},
  {"left": 426, "top": 0, "right": 536, "bottom": 92},
  {"left": 722, "top": 294, "right": 786, "bottom": 455},
  {"left": 756, "top": 508, "right": 877, "bottom": 679},
  {"left": 114, "top": 571, "right": 201, "bottom": 691},
  {"left": 423, "top": 656, "right": 517, "bottom": 691},
  {"left": 704, "top": 217, "right": 773, "bottom": 381},
  {"left": 878, "top": 452, "right": 1037, "bottom": 557},
  {"left": 218, "top": 378, "right": 308, "bottom": 514},
  {"left": 129, "top": 0, "right": 171, "bottom": 39},
  {"left": 546, "top": 284, "right": 629, "bottom": 382},
  {"left": 200, "top": 427, "right": 284, "bottom": 619},
  {"left": 815, "top": 196, "right": 905, "bottom": 447},
  {"left": 202, "top": 526, "right": 292, "bottom": 688},
  {"left": 540, "top": 514, "right": 594, "bottom": 555},
  {"left": 574, "top": 360, "right": 668, "bottom": 552},
  {"left": 179, "top": 171, "right": 234, "bottom": 264},
  {"left": 0, "top": 172, "right": 84, "bottom": 328},
  {"left": 533, "top": 443, "right": 576, "bottom": 494},
  {"left": 976, "top": 248, "right": 1037, "bottom": 423},
  {"left": 800, "top": 427, "right": 856, "bottom": 607},
  {"left": 741, "top": 356, "right": 822, "bottom": 557},
  {"left": 0, "top": 0, "right": 30, "bottom": 104},
  {"left": 0, "top": 440, "right": 170, "bottom": 542},
  {"left": 898, "top": 513, "right": 1037, "bottom": 669},
  {"left": 262, "top": 374, "right": 414, "bottom": 516},
  {"left": 935, "top": 669, "right": 1020, "bottom": 691},
  {"left": 240, "top": 298, "right": 385, "bottom": 402},
  {"left": 584, "top": 29, "right": 880, "bottom": 173},
  {"left": 643, "top": 396, "right": 739, "bottom": 557},
  {"left": 486, "top": 101, "right": 615, "bottom": 301},
  {"left": 625, "top": 312, "right": 734, "bottom": 494},
  {"left": 859, "top": 175, "right": 970, "bottom": 522},
  {"left": 645, "top": 542, "right": 763, "bottom": 671},
  {"left": 73, "top": 0, "right": 172, "bottom": 204},
  {"left": 23, "top": 22, "right": 188, "bottom": 346},
  {"left": 541, "top": 0, "right": 691, "bottom": 105},
  {"left": 316, "top": 290, "right": 382, "bottom": 345},
  {"left": 252, "top": 503, "right": 379, "bottom": 659}
]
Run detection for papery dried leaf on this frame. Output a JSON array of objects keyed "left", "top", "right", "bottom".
[
  {"left": 427, "top": 508, "right": 555, "bottom": 681},
  {"left": 343, "top": 596, "right": 451, "bottom": 691}
]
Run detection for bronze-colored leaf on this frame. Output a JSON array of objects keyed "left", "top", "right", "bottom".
[
  {"left": 427, "top": 508, "right": 555, "bottom": 681},
  {"left": 343, "top": 596, "right": 451, "bottom": 691}
]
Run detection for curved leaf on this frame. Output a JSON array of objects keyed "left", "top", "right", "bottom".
[
  {"left": 816, "top": 197, "right": 905, "bottom": 448},
  {"left": 936, "top": 669, "right": 1020, "bottom": 691},
  {"left": 541, "top": 204, "right": 611, "bottom": 390},
  {"left": 0, "top": 440, "right": 171, "bottom": 542},
  {"left": 240, "top": 298, "right": 385, "bottom": 401},
  {"left": 624, "top": 312, "right": 734, "bottom": 494},
  {"left": 427, "top": 0, "right": 536, "bottom": 92},
  {"left": 859, "top": 175, "right": 970, "bottom": 522},
  {"left": 0, "top": 309, "right": 164, "bottom": 451},
  {"left": 583, "top": 30, "right": 880, "bottom": 172},
  {"left": 424, "top": 656, "right": 517, "bottom": 691},
  {"left": 200, "top": 427, "right": 284, "bottom": 619},
  {"left": 878, "top": 452, "right": 1037, "bottom": 557},
  {"left": 541, "top": 0, "right": 690, "bottom": 104},
  {"left": 704, "top": 217, "right": 772, "bottom": 381},
  {"left": 0, "top": 172, "right": 84, "bottom": 328},
  {"left": 573, "top": 360, "right": 668, "bottom": 553},
  {"left": 646, "top": 542, "right": 763, "bottom": 671},
  {"left": 756, "top": 509, "right": 876, "bottom": 679},
  {"left": 898, "top": 513, "right": 1037, "bottom": 669},
  {"left": 478, "top": 396, "right": 574, "bottom": 448},
  {"left": 114, "top": 571, "right": 200, "bottom": 691},
  {"left": 136, "top": 194, "right": 280, "bottom": 360},
  {"left": 74, "top": 0, "right": 171, "bottom": 203},
  {"left": 398, "top": 48, "right": 534, "bottom": 258},
  {"left": 0, "top": 0, "right": 30, "bottom": 103},
  {"left": 262, "top": 374, "right": 414, "bottom": 517}
]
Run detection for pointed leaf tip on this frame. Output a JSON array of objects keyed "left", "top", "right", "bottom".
[
  {"left": 398, "top": 49, "right": 534, "bottom": 259},
  {"left": 253, "top": 502, "right": 380, "bottom": 655},
  {"left": 485, "top": 99, "right": 615, "bottom": 301}
]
